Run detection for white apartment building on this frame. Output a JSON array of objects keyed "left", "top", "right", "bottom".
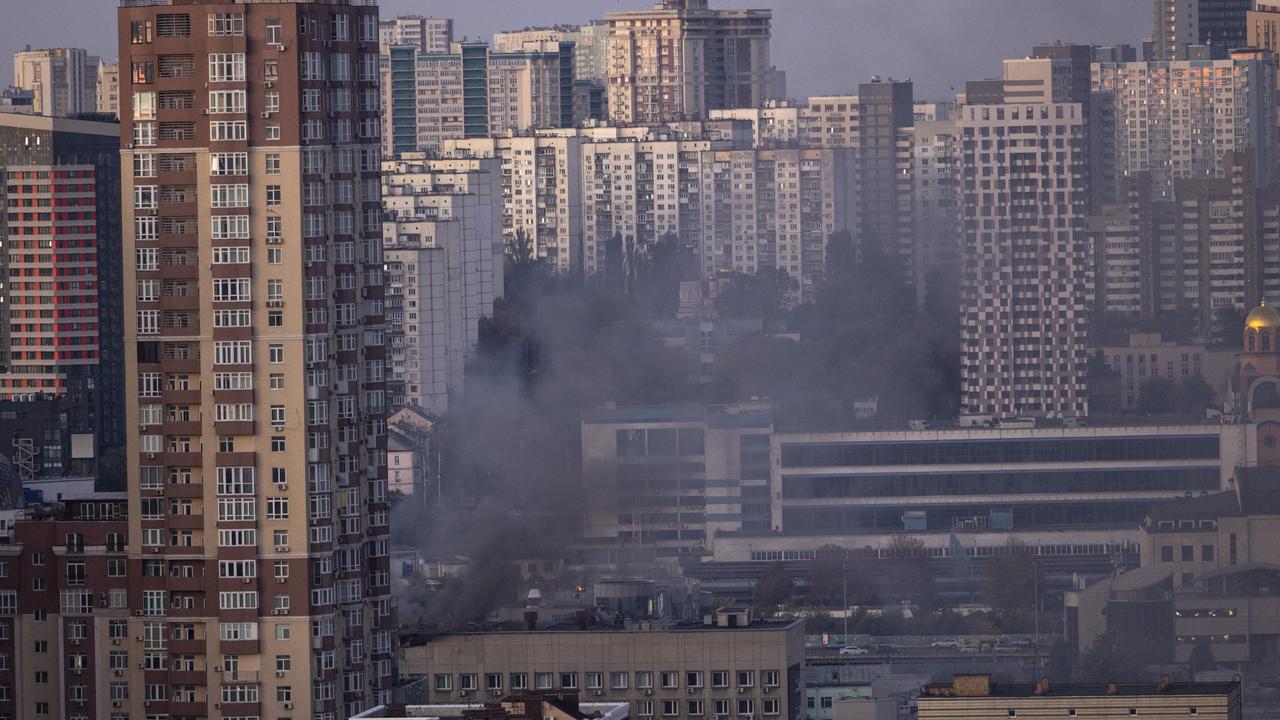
[
  {"left": 12, "top": 47, "right": 97, "bottom": 117},
  {"left": 958, "top": 102, "right": 1090, "bottom": 418},
  {"left": 381, "top": 156, "right": 503, "bottom": 414},
  {"left": 1093, "top": 51, "right": 1277, "bottom": 200},
  {"left": 379, "top": 16, "right": 453, "bottom": 54}
]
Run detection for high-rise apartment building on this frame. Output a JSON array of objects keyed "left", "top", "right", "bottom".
[
  {"left": 116, "top": 2, "right": 395, "bottom": 719},
  {"left": 380, "top": 40, "right": 575, "bottom": 156},
  {"left": 1154, "top": 0, "right": 1250, "bottom": 61},
  {"left": 1086, "top": 152, "right": 1280, "bottom": 323},
  {"left": 12, "top": 48, "right": 98, "bottom": 118},
  {"left": 958, "top": 102, "right": 1089, "bottom": 418},
  {"left": 0, "top": 493, "right": 130, "bottom": 720},
  {"left": 378, "top": 15, "right": 452, "bottom": 54},
  {"left": 0, "top": 112, "right": 124, "bottom": 480},
  {"left": 493, "top": 23, "right": 609, "bottom": 84},
  {"left": 909, "top": 118, "right": 962, "bottom": 290},
  {"left": 606, "top": 0, "right": 775, "bottom": 124},
  {"left": 1092, "top": 51, "right": 1277, "bottom": 201},
  {"left": 381, "top": 155, "right": 503, "bottom": 414},
  {"left": 446, "top": 126, "right": 854, "bottom": 300},
  {"left": 97, "top": 59, "right": 120, "bottom": 118}
]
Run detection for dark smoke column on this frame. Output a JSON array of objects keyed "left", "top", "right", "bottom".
[{"left": 957, "top": 101, "right": 1090, "bottom": 419}]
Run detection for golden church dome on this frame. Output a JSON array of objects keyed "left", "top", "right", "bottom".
[{"left": 1247, "top": 302, "right": 1280, "bottom": 329}]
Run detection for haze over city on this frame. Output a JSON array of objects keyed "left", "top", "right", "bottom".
[{"left": 2, "top": 0, "right": 1280, "bottom": 719}]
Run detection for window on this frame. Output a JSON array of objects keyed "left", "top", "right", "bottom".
[
  {"left": 585, "top": 672, "right": 603, "bottom": 689},
  {"left": 269, "top": 344, "right": 284, "bottom": 364},
  {"left": 266, "top": 185, "right": 282, "bottom": 206},
  {"left": 208, "top": 53, "right": 246, "bottom": 82},
  {"left": 266, "top": 20, "right": 282, "bottom": 46},
  {"left": 687, "top": 672, "right": 703, "bottom": 688},
  {"left": 736, "top": 671, "right": 753, "bottom": 688},
  {"left": 610, "top": 672, "right": 628, "bottom": 690},
  {"left": 737, "top": 700, "right": 754, "bottom": 716},
  {"left": 486, "top": 673, "right": 503, "bottom": 691},
  {"left": 688, "top": 701, "right": 705, "bottom": 717},
  {"left": 661, "top": 700, "right": 679, "bottom": 717},
  {"left": 712, "top": 671, "right": 729, "bottom": 688},
  {"left": 459, "top": 674, "right": 477, "bottom": 691},
  {"left": 661, "top": 672, "right": 678, "bottom": 689},
  {"left": 209, "top": 121, "right": 247, "bottom": 142},
  {"left": 208, "top": 12, "right": 244, "bottom": 36},
  {"left": 435, "top": 674, "right": 452, "bottom": 691},
  {"left": 1203, "top": 545, "right": 1215, "bottom": 562},
  {"left": 210, "top": 152, "right": 248, "bottom": 176},
  {"left": 535, "top": 672, "right": 554, "bottom": 690},
  {"left": 762, "top": 699, "right": 780, "bottom": 716},
  {"left": 266, "top": 153, "right": 281, "bottom": 175},
  {"left": 762, "top": 671, "right": 779, "bottom": 688},
  {"left": 1161, "top": 546, "right": 1174, "bottom": 562},
  {"left": 1182, "top": 546, "right": 1194, "bottom": 562},
  {"left": 560, "top": 673, "right": 578, "bottom": 689},
  {"left": 637, "top": 701, "right": 654, "bottom": 718},
  {"left": 207, "top": 90, "right": 246, "bottom": 114}
]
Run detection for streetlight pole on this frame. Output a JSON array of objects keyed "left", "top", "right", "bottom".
[
  {"left": 1033, "top": 561, "right": 1041, "bottom": 670},
  {"left": 842, "top": 553, "right": 849, "bottom": 643}
]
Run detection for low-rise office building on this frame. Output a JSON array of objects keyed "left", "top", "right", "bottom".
[
  {"left": 399, "top": 608, "right": 805, "bottom": 720},
  {"left": 918, "top": 675, "right": 1240, "bottom": 720},
  {"left": 353, "top": 691, "right": 629, "bottom": 720}
]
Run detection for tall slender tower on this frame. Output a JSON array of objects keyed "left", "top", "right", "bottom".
[{"left": 117, "top": 2, "right": 394, "bottom": 719}]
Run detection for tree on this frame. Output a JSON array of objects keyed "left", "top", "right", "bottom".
[
  {"left": 1136, "top": 376, "right": 1179, "bottom": 414},
  {"left": 1180, "top": 373, "right": 1215, "bottom": 412},
  {"left": 752, "top": 562, "right": 795, "bottom": 612},
  {"left": 1078, "top": 630, "right": 1145, "bottom": 683},
  {"left": 806, "top": 545, "right": 851, "bottom": 607},
  {"left": 983, "top": 541, "right": 1040, "bottom": 614},
  {"left": 1048, "top": 637, "right": 1075, "bottom": 682},
  {"left": 1188, "top": 638, "right": 1216, "bottom": 676},
  {"left": 879, "top": 535, "right": 933, "bottom": 603}
]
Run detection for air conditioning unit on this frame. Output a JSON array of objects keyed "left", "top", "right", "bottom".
[
  {"left": 112, "top": 701, "right": 121, "bottom": 708},
  {"left": 644, "top": 690, "right": 653, "bottom": 696},
  {"left": 738, "top": 688, "right": 746, "bottom": 694},
  {"left": 267, "top": 300, "right": 284, "bottom": 308},
  {"left": 146, "top": 453, "right": 156, "bottom": 459},
  {"left": 277, "top": 576, "right": 287, "bottom": 583},
  {"left": 150, "top": 547, "right": 160, "bottom": 553},
  {"left": 763, "top": 688, "right": 773, "bottom": 694},
  {"left": 492, "top": 690, "right": 503, "bottom": 697},
  {"left": 154, "top": 488, "right": 163, "bottom": 495},
  {"left": 265, "top": 80, "right": 274, "bottom": 87},
  {"left": 134, "top": 610, "right": 144, "bottom": 616},
  {"left": 276, "top": 545, "right": 290, "bottom": 552},
  {"left": 214, "top": 704, "right": 221, "bottom": 711},
  {"left": 111, "top": 638, "right": 120, "bottom": 646},
  {"left": 277, "top": 670, "right": 286, "bottom": 678},
  {"left": 200, "top": 109, "right": 208, "bottom": 115},
  {"left": 125, "top": 143, "right": 134, "bottom": 150},
  {"left": 242, "top": 577, "right": 252, "bottom": 584},
  {"left": 689, "top": 688, "right": 697, "bottom": 695},
  {"left": 459, "top": 691, "right": 469, "bottom": 698},
  {"left": 276, "top": 482, "right": 288, "bottom": 490},
  {"left": 593, "top": 691, "right": 602, "bottom": 697},
  {"left": 261, "top": 111, "right": 272, "bottom": 119},
  {"left": 214, "top": 666, "right": 222, "bottom": 673},
  {"left": 114, "top": 669, "right": 122, "bottom": 676},
  {"left": 266, "top": 236, "right": 283, "bottom": 244},
  {"left": 284, "top": 703, "right": 294, "bottom": 710}
]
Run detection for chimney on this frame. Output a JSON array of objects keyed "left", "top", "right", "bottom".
[
  {"left": 523, "top": 610, "right": 537, "bottom": 631},
  {"left": 1159, "top": 675, "right": 1170, "bottom": 692},
  {"left": 1034, "top": 677, "right": 1050, "bottom": 695},
  {"left": 1106, "top": 682, "right": 1118, "bottom": 695}
]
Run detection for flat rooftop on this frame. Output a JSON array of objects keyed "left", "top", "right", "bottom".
[
  {"left": 923, "top": 682, "right": 1239, "bottom": 699},
  {"left": 400, "top": 618, "right": 802, "bottom": 645}
]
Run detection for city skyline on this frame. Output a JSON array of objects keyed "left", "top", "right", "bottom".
[{"left": 4, "top": 0, "right": 1147, "bottom": 99}]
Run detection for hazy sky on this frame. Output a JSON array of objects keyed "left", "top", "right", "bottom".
[{"left": 6, "top": 0, "right": 1147, "bottom": 100}]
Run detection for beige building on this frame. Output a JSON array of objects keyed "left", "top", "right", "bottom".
[
  {"left": 117, "top": 1, "right": 395, "bottom": 718},
  {"left": 399, "top": 609, "right": 806, "bottom": 720},
  {"left": 96, "top": 59, "right": 119, "bottom": 118},
  {"left": 606, "top": 0, "right": 775, "bottom": 124},
  {"left": 379, "top": 15, "right": 453, "bottom": 54},
  {"left": 494, "top": 23, "right": 610, "bottom": 84},
  {"left": 709, "top": 100, "right": 801, "bottom": 147},
  {"left": 918, "top": 675, "right": 1240, "bottom": 720},
  {"left": 12, "top": 47, "right": 98, "bottom": 118},
  {"left": 1096, "top": 333, "right": 1237, "bottom": 410}
]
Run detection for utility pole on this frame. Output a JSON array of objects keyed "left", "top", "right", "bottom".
[
  {"left": 842, "top": 553, "right": 849, "bottom": 642},
  {"left": 1033, "top": 560, "right": 1041, "bottom": 669}
]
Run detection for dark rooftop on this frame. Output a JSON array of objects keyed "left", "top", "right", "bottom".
[{"left": 923, "top": 679, "right": 1239, "bottom": 699}]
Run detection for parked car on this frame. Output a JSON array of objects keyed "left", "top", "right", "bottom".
[
  {"left": 930, "top": 639, "right": 958, "bottom": 648},
  {"left": 1006, "top": 637, "right": 1034, "bottom": 648},
  {"left": 959, "top": 645, "right": 980, "bottom": 654},
  {"left": 839, "top": 646, "right": 870, "bottom": 656}
]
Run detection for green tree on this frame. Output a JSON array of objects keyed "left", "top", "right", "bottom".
[
  {"left": 983, "top": 541, "right": 1040, "bottom": 614},
  {"left": 806, "top": 545, "right": 852, "bottom": 607},
  {"left": 752, "top": 562, "right": 795, "bottom": 612},
  {"left": 1048, "top": 637, "right": 1075, "bottom": 682},
  {"left": 1137, "top": 376, "right": 1180, "bottom": 414},
  {"left": 1188, "top": 638, "right": 1216, "bottom": 676},
  {"left": 1078, "top": 630, "right": 1145, "bottom": 683},
  {"left": 879, "top": 535, "right": 933, "bottom": 604},
  {"left": 1180, "top": 373, "right": 1215, "bottom": 412}
]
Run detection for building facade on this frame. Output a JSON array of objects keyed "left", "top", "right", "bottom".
[
  {"left": 958, "top": 102, "right": 1089, "bottom": 418},
  {"left": 1092, "top": 53, "right": 1277, "bottom": 201},
  {"left": 12, "top": 48, "right": 98, "bottom": 118},
  {"left": 380, "top": 40, "right": 575, "bottom": 156},
  {"left": 381, "top": 155, "right": 503, "bottom": 414},
  {"left": 117, "top": 2, "right": 395, "bottom": 718},
  {"left": 96, "top": 59, "right": 119, "bottom": 118},
  {"left": 0, "top": 112, "right": 124, "bottom": 481},
  {"left": 378, "top": 16, "right": 453, "bottom": 55},
  {"left": 0, "top": 494, "right": 130, "bottom": 720},
  {"left": 919, "top": 675, "right": 1239, "bottom": 720},
  {"left": 1154, "top": 0, "right": 1251, "bottom": 61},
  {"left": 399, "top": 612, "right": 807, "bottom": 720},
  {"left": 605, "top": 0, "right": 775, "bottom": 124}
]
